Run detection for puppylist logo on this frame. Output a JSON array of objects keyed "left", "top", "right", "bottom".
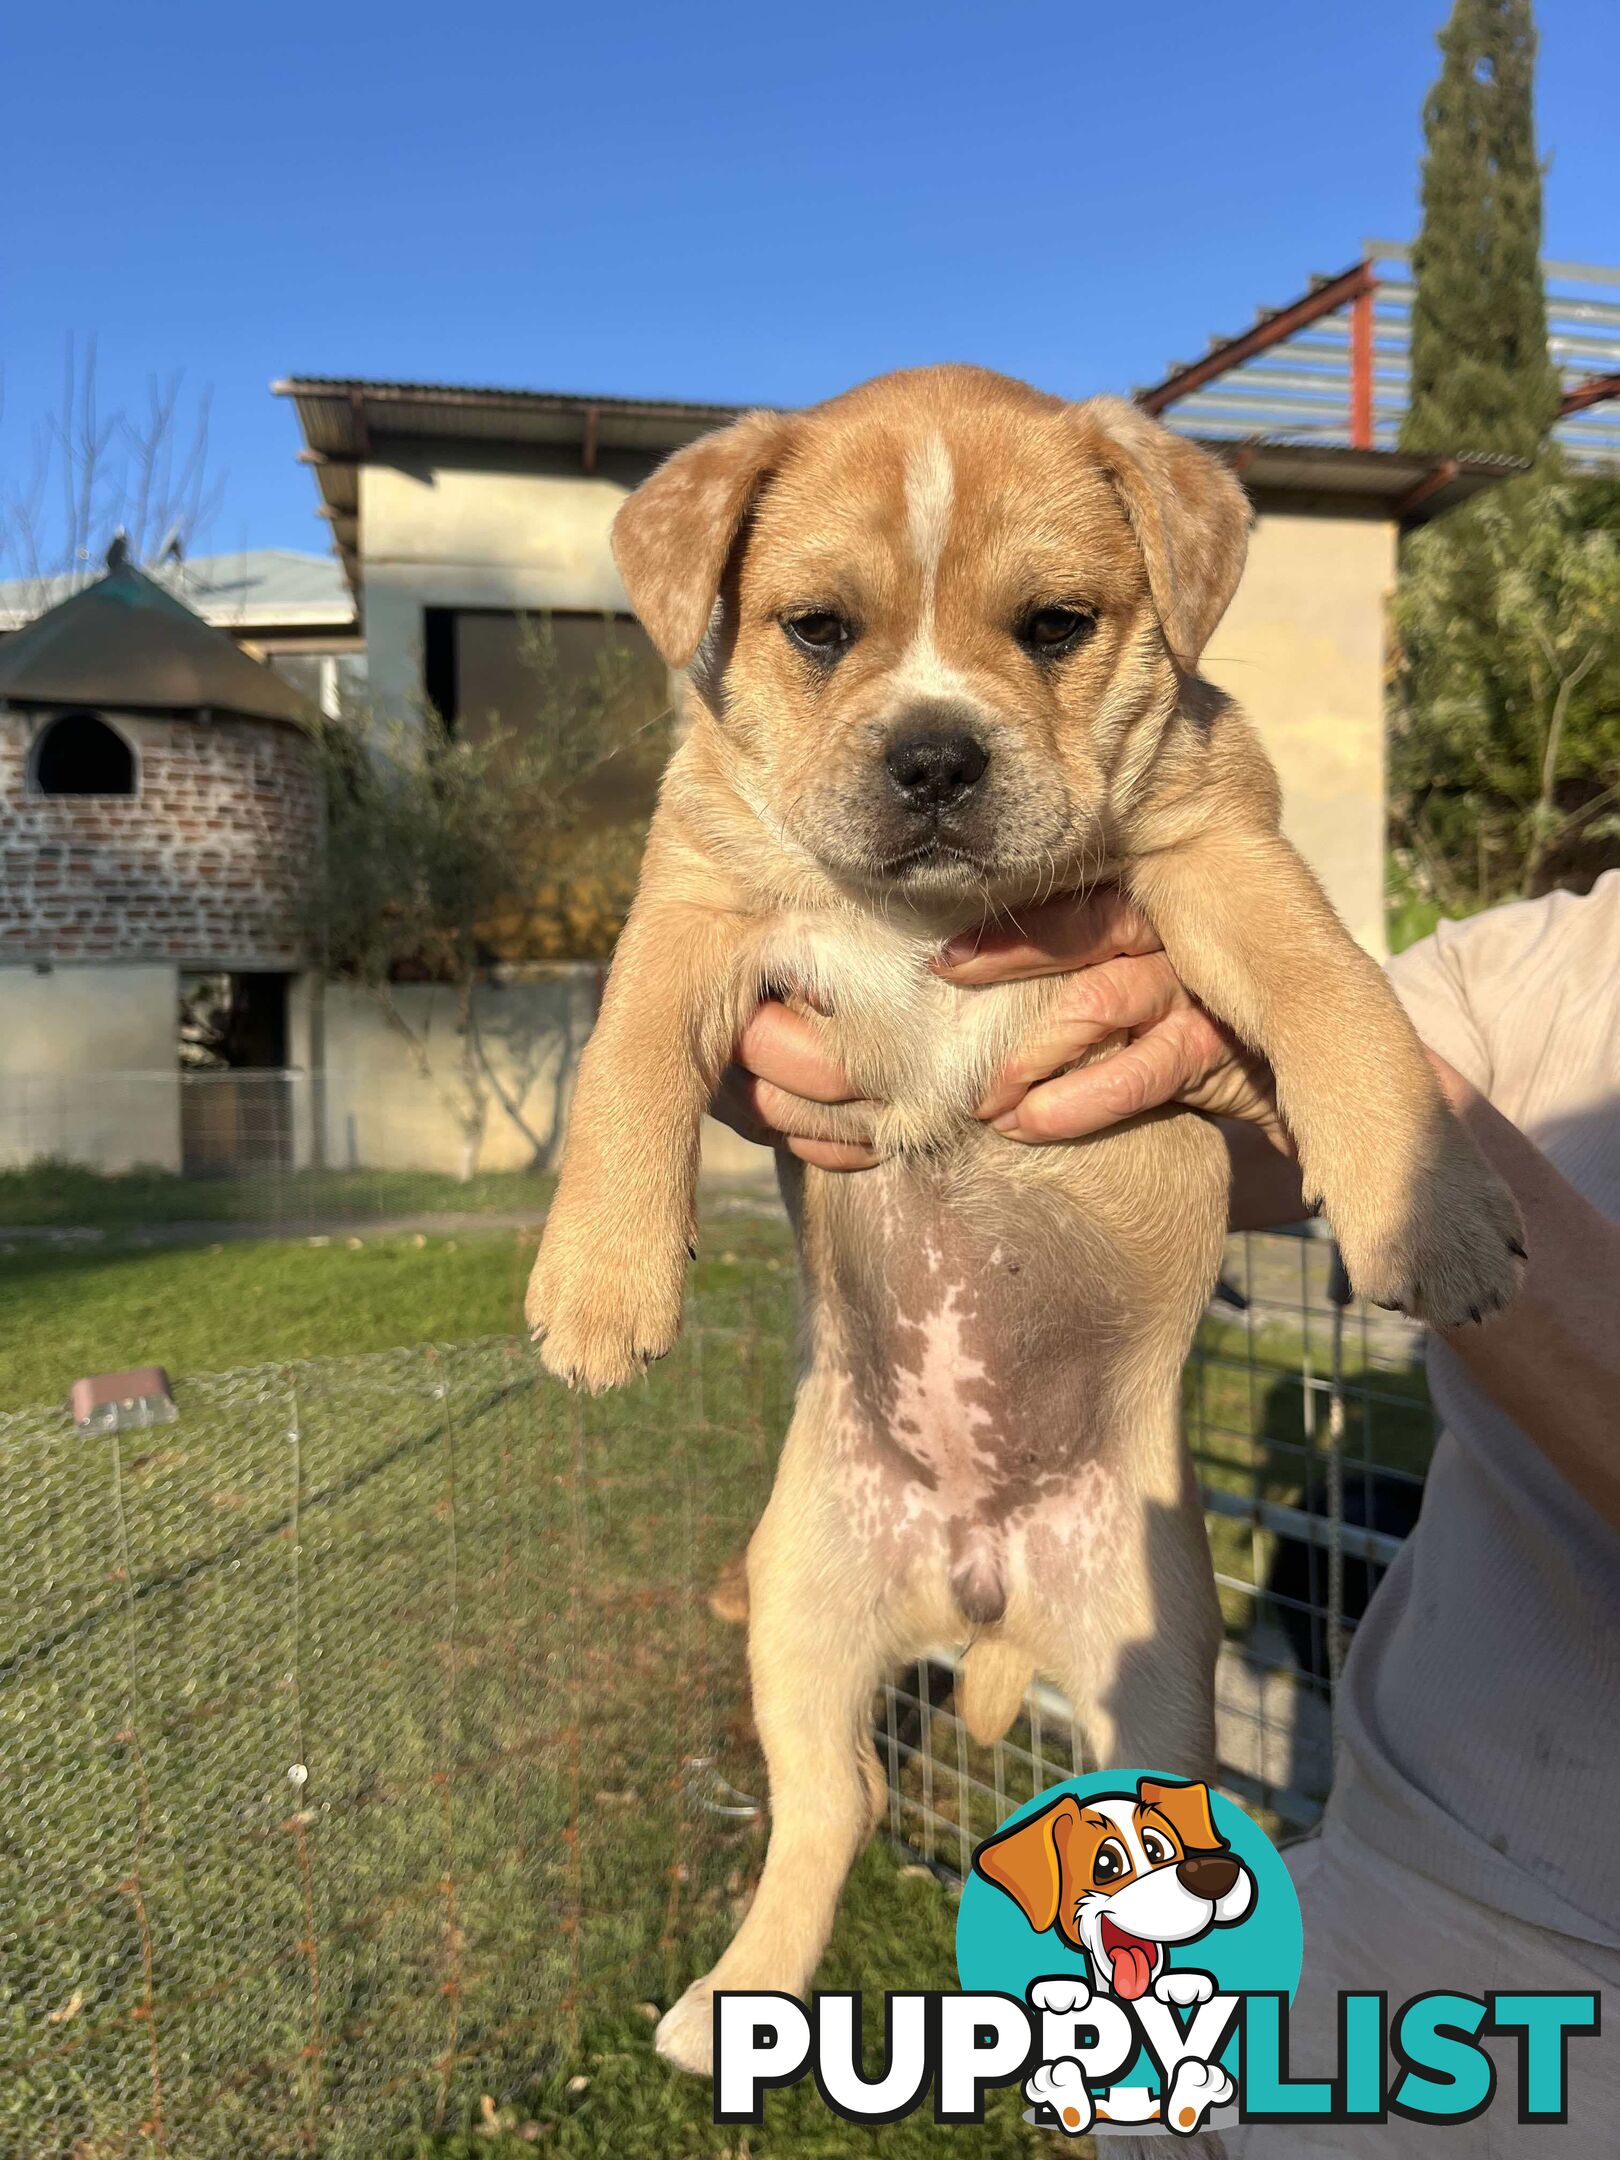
[
  {"left": 713, "top": 1771, "right": 1600, "bottom": 2138},
  {"left": 958, "top": 1771, "right": 1294, "bottom": 2137}
]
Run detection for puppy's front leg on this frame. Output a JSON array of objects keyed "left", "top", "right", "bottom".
[
  {"left": 526, "top": 894, "right": 751, "bottom": 1392},
  {"left": 1129, "top": 831, "right": 1523, "bottom": 1326}
]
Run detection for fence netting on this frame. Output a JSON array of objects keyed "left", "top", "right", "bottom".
[
  {"left": 0, "top": 1231, "right": 1433, "bottom": 2156},
  {"left": 0, "top": 1328, "right": 791, "bottom": 2158},
  {"left": 0, "top": 1071, "right": 558, "bottom": 1241}
]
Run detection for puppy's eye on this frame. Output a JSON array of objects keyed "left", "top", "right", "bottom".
[
  {"left": 783, "top": 611, "right": 853, "bottom": 656},
  {"left": 1141, "top": 1828, "right": 1176, "bottom": 1866},
  {"left": 1092, "top": 1838, "right": 1130, "bottom": 1885},
  {"left": 1019, "top": 605, "right": 1095, "bottom": 656}
]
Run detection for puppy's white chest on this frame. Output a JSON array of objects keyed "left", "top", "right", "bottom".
[{"left": 753, "top": 913, "right": 1018, "bottom": 1117}]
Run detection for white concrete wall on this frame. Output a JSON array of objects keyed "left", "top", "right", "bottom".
[
  {"left": 318, "top": 969, "right": 599, "bottom": 1177},
  {"left": 1206, "top": 511, "right": 1396, "bottom": 957},
  {"left": 287, "top": 972, "right": 321, "bottom": 1171},
  {"left": 0, "top": 963, "right": 181, "bottom": 1170},
  {"left": 316, "top": 965, "right": 770, "bottom": 1183},
  {"left": 0, "top": 957, "right": 771, "bottom": 1188}
]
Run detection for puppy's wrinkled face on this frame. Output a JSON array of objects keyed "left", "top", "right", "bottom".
[
  {"left": 611, "top": 367, "right": 1250, "bottom": 903},
  {"left": 721, "top": 385, "right": 1156, "bottom": 892}
]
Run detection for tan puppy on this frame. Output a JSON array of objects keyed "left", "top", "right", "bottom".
[{"left": 525, "top": 366, "right": 1521, "bottom": 2077}]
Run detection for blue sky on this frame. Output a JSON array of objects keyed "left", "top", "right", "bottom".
[{"left": 5, "top": 0, "right": 1617, "bottom": 563}]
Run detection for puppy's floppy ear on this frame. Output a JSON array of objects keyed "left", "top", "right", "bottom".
[
  {"left": 973, "top": 1793, "right": 1082, "bottom": 1932},
  {"left": 610, "top": 409, "right": 796, "bottom": 668},
  {"left": 1073, "top": 396, "right": 1251, "bottom": 671},
  {"left": 1137, "top": 1777, "right": 1227, "bottom": 1854}
]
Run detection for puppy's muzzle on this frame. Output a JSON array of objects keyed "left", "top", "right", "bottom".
[
  {"left": 884, "top": 728, "right": 989, "bottom": 812},
  {"left": 1175, "top": 1852, "right": 1240, "bottom": 1901}
]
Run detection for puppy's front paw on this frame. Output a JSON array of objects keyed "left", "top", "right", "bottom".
[
  {"left": 525, "top": 1227, "right": 685, "bottom": 1393},
  {"left": 654, "top": 1978, "right": 715, "bottom": 2076},
  {"left": 1334, "top": 1121, "right": 1525, "bottom": 1329}
]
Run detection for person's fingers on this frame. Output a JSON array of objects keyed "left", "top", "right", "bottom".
[
  {"left": 975, "top": 953, "right": 1187, "bottom": 1116},
  {"left": 710, "top": 1064, "right": 880, "bottom": 1169},
  {"left": 934, "top": 887, "right": 1162, "bottom": 984},
  {"left": 786, "top": 1137, "right": 882, "bottom": 1171},
  {"left": 709, "top": 1064, "right": 775, "bottom": 1148},
  {"left": 991, "top": 1008, "right": 1217, "bottom": 1142},
  {"left": 741, "top": 1073, "right": 876, "bottom": 1143},
  {"left": 735, "top": 1000, "right": 861, "bottom": 1103}
]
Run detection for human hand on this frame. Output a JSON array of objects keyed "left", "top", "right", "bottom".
[
  {"left": 710, "top": 1001, "right": 880, "bottom": 1171},
  {"left": 936, "top": 888, "right": 1291, "bottom": 1149}
]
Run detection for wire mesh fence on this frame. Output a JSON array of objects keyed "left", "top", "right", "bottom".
[
  {"left": 0, "top": 1327, "right": 792, "bottom": 2159},
  {"left": 0, "top": 1071, "right": 559, "bottom": 1243},
  {"left": 0, "top": 1231, "right": 1434, "bottom": 2155}
]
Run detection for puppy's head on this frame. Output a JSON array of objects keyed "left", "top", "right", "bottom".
[
  {"left": 612, "top": 366, "right": 1249, "bottom": 897},
  {"left": 973, "top": 1777, "right": 1254, "bottom": 1999}
]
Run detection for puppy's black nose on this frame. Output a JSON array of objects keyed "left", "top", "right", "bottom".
[
  {"left": 885, "top": 731, "right": 989, "bottom": 810},
  {"left": 1176, "top": 1854, "right": 1239, "bottom": 1901}
]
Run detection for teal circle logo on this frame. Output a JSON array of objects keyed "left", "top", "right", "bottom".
[{"left": 957, "top": 1771, "right": 1301, "bottom": 2129}]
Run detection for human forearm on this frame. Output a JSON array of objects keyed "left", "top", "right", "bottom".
[{"left": 1428, "top": 1055, "right": 1620, "bottom": 1530}]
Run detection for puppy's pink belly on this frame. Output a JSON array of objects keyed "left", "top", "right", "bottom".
[
  {"left": 841, "top": 1334, "right": 1107, "bottom": 1629},
  {"left": 822, "top": 1172, "right": 1114, "bottom": 1625}
]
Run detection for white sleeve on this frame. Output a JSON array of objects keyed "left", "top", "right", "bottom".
[{"left": 1384, "top": 923, "right": 1493, "bottom": 1095}]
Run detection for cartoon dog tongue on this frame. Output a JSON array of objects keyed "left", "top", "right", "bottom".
[{"left": 1101, "top": 1921, "right": 1156, "bottom": 2001}]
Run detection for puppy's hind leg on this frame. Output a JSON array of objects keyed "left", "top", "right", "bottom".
[
  {"left": 1055, "top": 1599, "right": 1220, "bottom": 1787},
  {"left": 656, "top": 1462, "right": 889, "bottom": 2076},
  {"left": 1030, "top": 1404, "right": 1222, "bottom": 1784}
]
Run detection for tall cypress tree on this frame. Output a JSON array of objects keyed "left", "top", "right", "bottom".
[{"left": 1401, "top": 0, "right": 1560, "bottom": 459}]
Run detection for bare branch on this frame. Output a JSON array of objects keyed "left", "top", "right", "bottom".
[{"left": 1, "top": 337, "right": 222, "bottom": 597}]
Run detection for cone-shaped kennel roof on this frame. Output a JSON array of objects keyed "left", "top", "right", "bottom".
[{"left": 0, "top": 557, "right": 312, "bottom": 727}]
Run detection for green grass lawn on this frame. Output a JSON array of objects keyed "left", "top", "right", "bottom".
[
  {"left": 0, "top": 1159, "right": 554, "bottom": 1233},
  {"left": 409, "top": 1843, "right": 1050, "bottom": 2160},
  {"left": 0, "top": 1204, "right": 1428, "bottom": 2158},
  {"left": 0, "top": 1204, "right": 807, "bottom": 1413},
  {"left": 0, "top": 1230, "right": 541, "bottom": 1410}
]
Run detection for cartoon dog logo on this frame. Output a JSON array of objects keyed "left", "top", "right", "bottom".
[{"left": 973, "top": 1776, "right": 1254, "bottom": 2002}]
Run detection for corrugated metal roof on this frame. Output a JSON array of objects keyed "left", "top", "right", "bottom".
[
  {"left": 277, "top": 372, "right": 1516, "bottom": 597},
  {"left": 0, "top": 549, "right": 354, "bottom": 635},
  {"left": 1209, "top": 438, "right": 1522, "bottom": 518},
  {"left": 1141, "top": 244, "right": 1620, "bottom": 467},
  {"left": 0, "top": 562, "right": 314, "bottom": 726}
]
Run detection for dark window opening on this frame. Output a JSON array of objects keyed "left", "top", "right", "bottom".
[
  {"left": 32, "top": 710, "right": 136, "bottom": 796},
  {"left": 415, "top": 607, "right": 674, "bottom": 960},
  {"left": 178, "top": 972, "right": 293, "bottom": 1177},
  {"left": 179, "top": 972, "right": 290, "bottom": 1071},
  {"left": 429, "top": 607, "right": 670, "bottom": 805},
  {"left": 422, "top": 606, "right": 459, "bottom": 730}
]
